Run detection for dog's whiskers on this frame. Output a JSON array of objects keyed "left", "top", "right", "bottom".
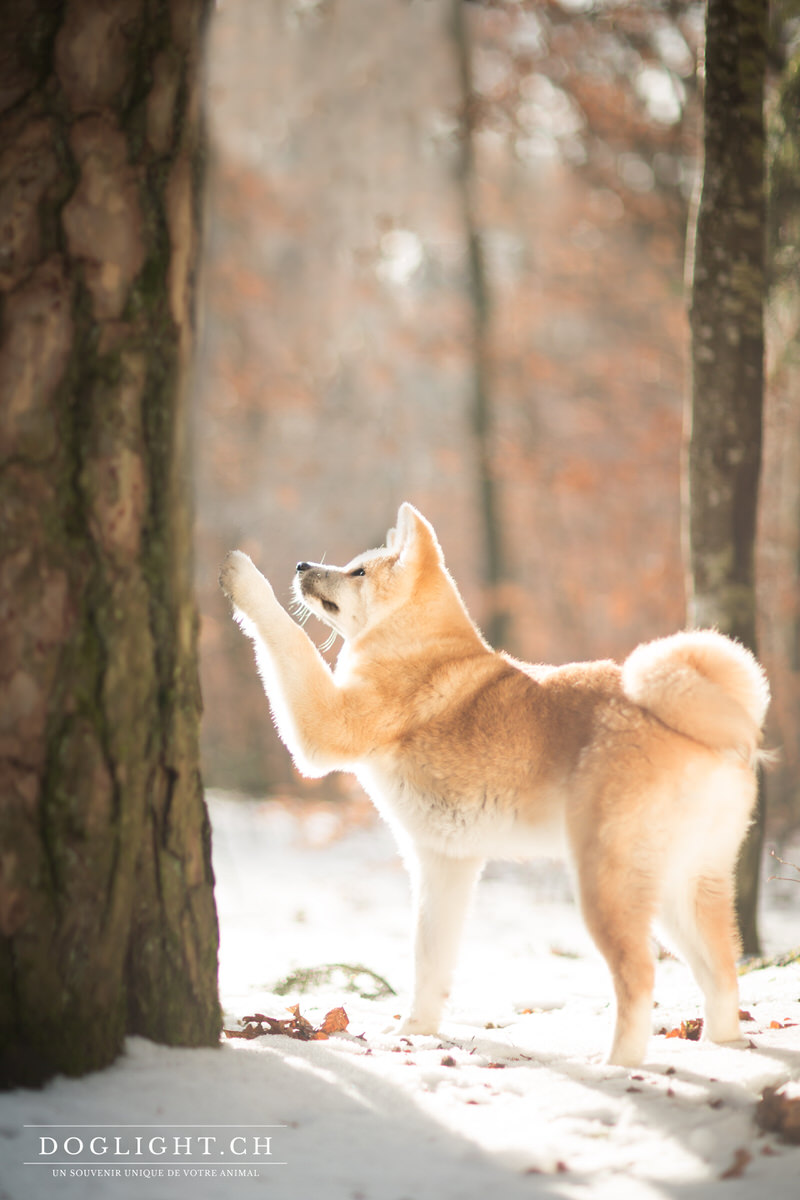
[
  {"left": 290, "top": 599, "right": 314, "bottom": 628},
  {"left": 290, "top": 597, "right": 333, "bottom": 645}
]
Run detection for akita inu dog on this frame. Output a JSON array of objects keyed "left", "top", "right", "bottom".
[{"left": 220, "top": 503, "right": 769, "bottom": 1066}]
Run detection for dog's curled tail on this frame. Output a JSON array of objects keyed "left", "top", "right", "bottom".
[{"left": 621, "top": 630, "right": 770, "bottom": 764}]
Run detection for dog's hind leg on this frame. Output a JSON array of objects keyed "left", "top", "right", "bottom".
[
  {"left": 576, "top": 867, "right": 657, "bottom": 1067},
  {"left": 659, "top": 874, "right": 742, "bottom": 1045},
  {"left": 397, "top": 848, "right": 484, "bottom": 1036}
]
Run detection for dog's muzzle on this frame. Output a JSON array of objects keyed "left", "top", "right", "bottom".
[{"left": 295, "top": 563, "right": 339, "bottom": 614}]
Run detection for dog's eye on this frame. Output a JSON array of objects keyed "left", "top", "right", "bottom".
[{"left": 349, "top": 567, "right": 366, "bottom": 577}]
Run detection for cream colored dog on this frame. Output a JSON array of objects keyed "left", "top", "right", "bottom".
[{"left": 220, "top": 503, "right": 769, "bottom": 1066}]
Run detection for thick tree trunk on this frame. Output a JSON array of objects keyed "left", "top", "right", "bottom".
[
  {"left": 0, "top": 0, "right": 220, "bottom": 1087},
  {"left": 686, "top": 0, "right": 768, "bottom": 954}
]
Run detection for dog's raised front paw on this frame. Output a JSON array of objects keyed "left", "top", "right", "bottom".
[
  {"left": 219, "top": 549, "right": 250, "bottom": 602},
  {"left": 219, "top": 550, "right": 272, "bottom": 612}
]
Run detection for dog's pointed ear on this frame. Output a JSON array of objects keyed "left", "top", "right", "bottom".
[{"left": 391, "top": 502, "right": 443, "bottom": 568}]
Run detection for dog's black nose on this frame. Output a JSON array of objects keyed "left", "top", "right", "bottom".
[{"left": 296, "top": 562, "right": 311, "bottom": 573}]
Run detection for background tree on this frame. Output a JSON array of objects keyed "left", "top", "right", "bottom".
[
  {"left": 452, "top": 0, "right": 513, "bottom": 651},
  {"left": 0, "top": 0, "right": 221, "bottom": 1087},
  {"left": 685, "top": 0, "right": 768, "bottom": 953},
  {"left": 760, "top": 6, "right": 800, "bottom": 834}
]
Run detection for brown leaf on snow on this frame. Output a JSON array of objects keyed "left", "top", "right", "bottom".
[
  {"left": 663, "top": 1018, "right": 703, "bottom": 1041},
  {"left": 319, "top": 1006, "right": 350, "bottom": 1034},
  {"left": 719, "top": 1148, "right": 751, "bottom": 1180},
  {"left": 755, "top": 1085, "right": 800, "bottom": 1144},
  {"left": 223, "top": 1004, "right": 350, "bottom": 1043},
  {"left": 223, "top": 1023, "right": 264, "bottom": 1040}
]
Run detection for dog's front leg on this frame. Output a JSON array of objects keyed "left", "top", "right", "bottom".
[
  {"left": 220, "top": 551, "right": 358, "bottom": 775},
  {"left": 397, "top": 848, "right": 484, "bottom": 1035}
]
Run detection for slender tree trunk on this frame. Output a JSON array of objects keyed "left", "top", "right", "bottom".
[
  {"left": 452, "top": 0, "right": 512, "bottom": 651},
  {"left": 0, "top": 0, "right": 220, "bottom": 1088},
  {"left": 686, "top": 0, "right": 768, "bottom": 954},
  {"left": 763, "top": 37, "right": 800, "bottom": 828}
]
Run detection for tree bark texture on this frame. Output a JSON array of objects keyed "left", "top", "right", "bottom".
[
  {"left": 686, "top": 0, "right": 768, "bottom": 954},
  {"left": 0, "top": 0, "right": 220, "bottom": 1087}
]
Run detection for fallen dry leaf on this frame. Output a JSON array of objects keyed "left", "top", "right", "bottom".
[
  {"left": 719, "top": 1148, "right": 750, "bottom": 1180},
  {"left": 662, "top": 1018, "right": 704, "bottom": 1041},
  {"left": 755, "top": 1085, "right": 800, "bottom": 1144},
  {"left": 223, "top": 1004, "right": 350, "bottom": 1043},
  {"left": 319, "top": 1006, "right": 349, "bottom": 1035},
  {"left": 222, "top": 1023, "right": 264, "bottom": 1041}
]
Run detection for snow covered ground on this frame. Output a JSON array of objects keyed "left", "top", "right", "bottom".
[{"left": 2, "top": 789, "right": 800, "bottom": 1200}]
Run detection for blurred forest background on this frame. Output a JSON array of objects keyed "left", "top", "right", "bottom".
[{"left": 195, "top": 0, "right": 800, "bottom": 831}]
